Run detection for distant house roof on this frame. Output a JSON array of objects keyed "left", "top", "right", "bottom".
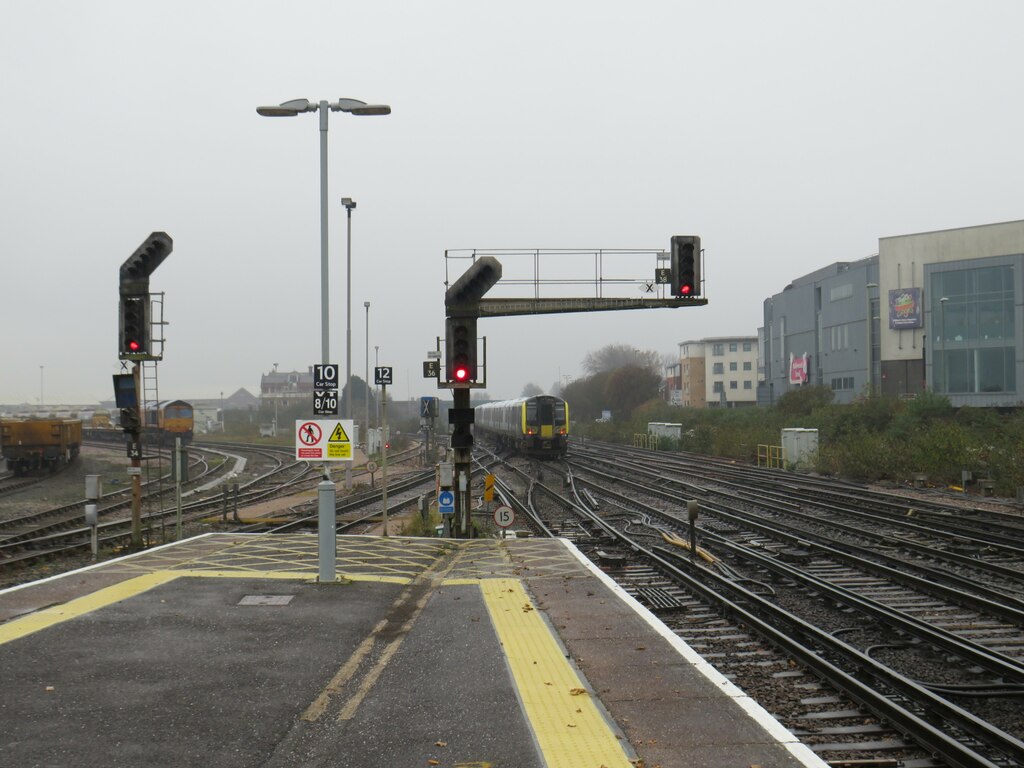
[{"left": 226, "top": 388, "right": 258, "bottom": 408}]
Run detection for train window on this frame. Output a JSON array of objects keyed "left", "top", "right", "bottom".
[
  {"left": 526, "top": 401, "right": 538, "bottom": 423},
  {"left": 554, "top": 402, "right": 566, "bottom": 425},
  {"left": 538, "top": 401, "right": 553, "bottom": 423}
]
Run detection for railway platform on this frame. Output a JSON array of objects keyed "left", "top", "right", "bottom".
[{"left": 0, "top": 534, "right": 827, "bottom": 768}]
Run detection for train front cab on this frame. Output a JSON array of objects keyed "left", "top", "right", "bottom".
[
  {"left": 521, "top": 396, "right": 569, "bottom": 456},
  {"left": 144, "top": 400, "right": 195, "bottom": 446}
]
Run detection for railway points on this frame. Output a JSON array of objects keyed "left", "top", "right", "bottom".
[{"left": 0, "top": 532, "right": 825, "bottom": 768}]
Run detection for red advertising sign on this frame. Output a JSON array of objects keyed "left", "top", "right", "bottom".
[{"left": 789, "top": 353, "right": 809, "bottom": 385}]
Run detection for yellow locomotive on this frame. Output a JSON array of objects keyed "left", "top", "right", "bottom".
[
  {"left": 144, "top": 400, "right": 194, "bottom": 445},
  {"left": 82, "top": 400, "right": 193, "bottom": 446}
]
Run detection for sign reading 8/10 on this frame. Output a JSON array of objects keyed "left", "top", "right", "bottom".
[{"left": 313, "top": 390, "right": 338, "bottom": 415}]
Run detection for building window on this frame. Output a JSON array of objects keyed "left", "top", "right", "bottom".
[
  {"left": 830, "top": 324, "right": 850, "bottom": 351},
  {"left": 729, "top": 362, "right": 738, "bottom": 371},
  {"left": 712, "top": 362, "right": 724, "bottom": 374},
  {"left": 743, "top": 342, "right": 752, "bottom": 352},
  {"left": 829, "top": 283, "right": 853, "bottom": 301},
  {"left": 743, "top": 361, "right": 752, "bottom": 371},
  {"left": 712, "top": 382, "right": 724, "bottom": 393},
  {"left": 729, "top": 342, "right": 738, "bottom": 352},
  {"left": 743, "top": 380, "right": 752, "bottom": 389},
  {"left": 712, "top": 343, "right": 724, "bottom": 356},
  {"left": 729, "top": 381, "right": 738, "bottom": 389},
  {"left": 932, "top": 265, "right": 1016, "bottom": 394}
]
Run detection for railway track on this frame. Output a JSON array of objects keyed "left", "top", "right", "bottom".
[
  {"left": 0, "top": 443, "right": 306, "bottom": 571},
  {"left": 0, "top": 443, "right": 429, "bottom": 574},
  {"left": 479, "top": 441, "right": 1024, "bottom": 767}
]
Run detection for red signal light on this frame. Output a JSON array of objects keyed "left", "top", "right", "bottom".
[
  {"left": 128, "top": 339, "right": 141, "bottom": 352},
  {"left": 670, "top": 235, "right": 701, "bottom": 299},
  {"left": 445, "top": 317, "right": 477, "bottom": 386}
]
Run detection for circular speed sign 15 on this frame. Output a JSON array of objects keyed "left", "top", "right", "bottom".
[{"left": 492, "top": 505, "right": 515, "bottom": 528}]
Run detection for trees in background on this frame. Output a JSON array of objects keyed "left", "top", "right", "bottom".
[{"left": 563, "top": 345, "right": 663, "bottom": 421}]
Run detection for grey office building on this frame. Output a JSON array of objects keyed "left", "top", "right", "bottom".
[{"left": 761, "top": 219, "right": 1024, "bottom": 408}]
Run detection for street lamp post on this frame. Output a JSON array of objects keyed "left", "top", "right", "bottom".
[
  {"left": 364, "top": 301, "right": 371, "bottom": 447},
  {"left": 341, "top": 198, "right": 357, "bottom": 488},
  {"left": 939, "top": 296, "right": 949, "bottom": 393},
  {"left": 256, "top": 98, "right": 390, "bottom": 369}
]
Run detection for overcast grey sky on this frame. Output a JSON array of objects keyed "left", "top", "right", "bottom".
[{"left": 3, "top": 1, "right": 1022, "bottom": 407}]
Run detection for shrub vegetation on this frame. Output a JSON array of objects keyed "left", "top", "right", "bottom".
[{"left": 576, "top": 383, "right": 1024, "bottom": 497}]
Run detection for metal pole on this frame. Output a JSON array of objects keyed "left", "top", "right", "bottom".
[
  {"left": 130, "top": 363, "right": 143, "bottom": 549},
  {"left": 381, "top": 383, "right": 389, "bottom": 537},
  {"left": 175, "top": 437, "right": 183, "bottom": 540},
  {"left": 375, "top": 346, "right": 380, "bottom": 428},
  {"left": 318, "top": 101, "right": 330, "bottom": 364},
  {"left": 364, "top": 301, "right": 370, "bottom": 447},
  {"left": 687, "top": 500, "right": 699, "bottom": 563},
  {"left": 345, "top": 203, "right": 353, "bottom": 490},
  {"left": 86, "top": 504, "right": 98, "bottom": 560},
  {"left": 453, "top": 387, "right": 471, "bottom": 538},
  {"left": 84, "top": 475, "right": 99, "bottom": 561},
  {"left": 318, "top": 101, "right": 331, "bottom": 483},
  {"left": 317, "top": 474, "right": 337, "bottom": 582}
]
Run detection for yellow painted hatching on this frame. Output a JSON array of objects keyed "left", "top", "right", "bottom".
[{"left": 480, "top": 578, "right": 634, "bottom": 768}]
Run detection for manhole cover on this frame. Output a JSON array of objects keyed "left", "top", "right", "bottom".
[{"left": 238, "top": 595, "right": 294, "bottom": 606}]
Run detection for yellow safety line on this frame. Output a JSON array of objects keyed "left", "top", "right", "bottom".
[
  {"left": 0, "top": 571, "right": 180, "bottom": 646},
  {"left": 480, "top": 578, "right": 633, "bottom": 768},
  {"left": 0, "top": 568, "right": 414, "bottom": 646}
]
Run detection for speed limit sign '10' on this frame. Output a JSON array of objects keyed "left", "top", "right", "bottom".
[{"left": 493, "top": 505, "right": 514, "bottom": 528}]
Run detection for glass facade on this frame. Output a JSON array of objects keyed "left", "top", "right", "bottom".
[{"left": 931, "top": 265, "right": 1015, "bottom": 394}]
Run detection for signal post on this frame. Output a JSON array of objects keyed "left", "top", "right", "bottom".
[
  {"left": 438, "top": 239, "right": 706, "bottom": 538},
  {"left": 442, "top": 257, "right": 502, "bottom": 538},
  {"left": 116, "top": 232, "right": 173, "bottom": 550}
]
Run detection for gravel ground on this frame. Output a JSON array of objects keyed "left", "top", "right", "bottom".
[
  {"left": 0, "top": 445, "right": 127, "bottom": 521},
  {"left": 0, "top": 445, "right": 211, "bottom": 590}
]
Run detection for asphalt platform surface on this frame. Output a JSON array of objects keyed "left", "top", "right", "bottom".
[{"left": 0, "top": 533, "right": 828, "bottom": 768}]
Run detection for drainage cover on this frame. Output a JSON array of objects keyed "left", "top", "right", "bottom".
[{"left": 238, "top": 595, "right": 294, "bottom": 606}]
